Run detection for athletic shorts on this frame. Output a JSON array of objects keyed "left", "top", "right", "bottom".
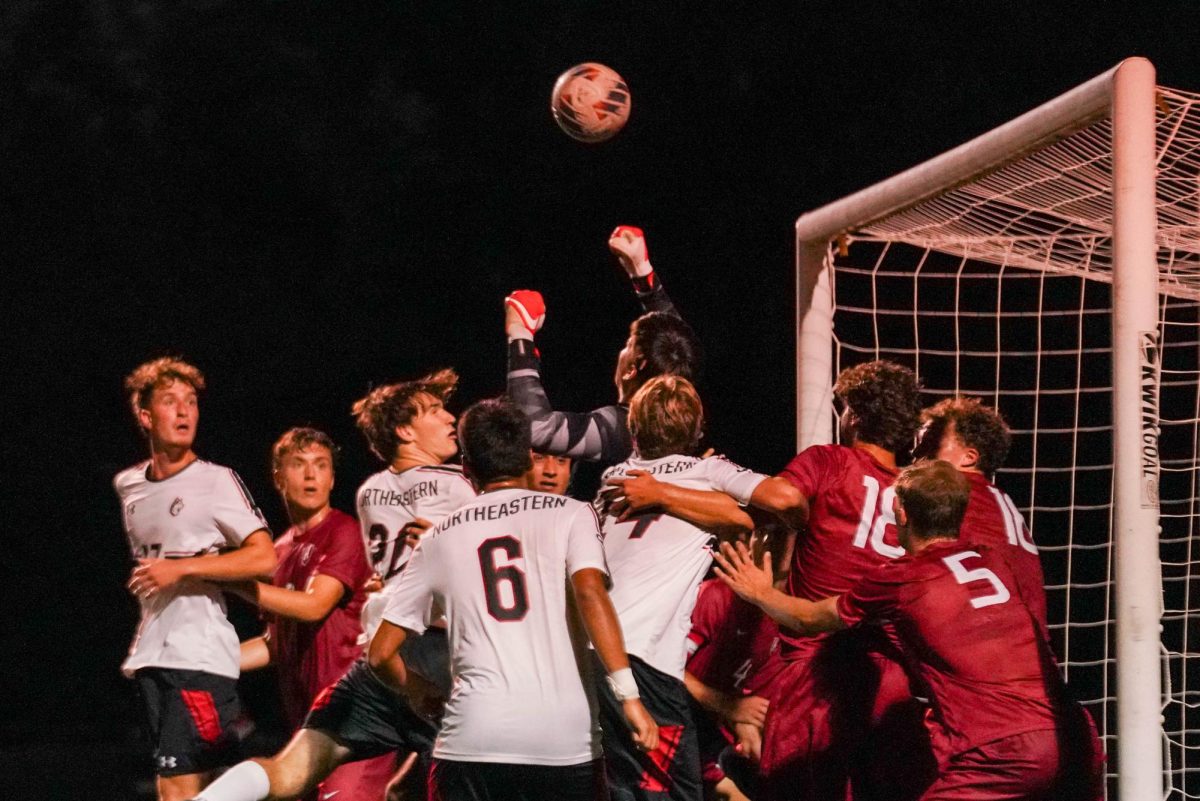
[
  {"left": 685, "top": 696, "right": 730, "bottom": 785},
  {"left": 429, "top": 758, "right": 606, "bottom": 801},
  {"left": 922, "top": 729, "right": 1060, "bottom": 800},
  {"left": 400, "top": 626, "right": 452, "bottom": 698},
  {"left": 316, "top": 751, "right": 401, "bottom": 801},
  {"left": 594, "top": 654, "right": 701, "bottom": 801},
  {"left": 758, "top": 631, "right": 934, "bottom": 801},
  {"left": 303, "top": 659, "right": 437, "bottom": 761},
  {"left": 135, "top": 667, "right": 241, "bottom": 777}
]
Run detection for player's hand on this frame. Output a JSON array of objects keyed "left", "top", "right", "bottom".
[
  {"left": 402, "top": 517, "right": 434, "bottom": 551},
  {"left": 505, "top": 290, "right": 546, "bottom": 339},
  {"left": 728, "top": 694, "right": 769, "bottom": 728},
  {"left": 128, "top": 558, "right": 189, "bottom": 599},
  {"left": 604, "top": 470, "right": 664, "bottom": 521},
  {"left": 733, "top": 721, "right": 763, "bottom": 763},
  {"left": 363, "top": 573, "right": 384, "bottom": 594},
  {"left": 608, "top": 225, "right": 653, "bottom": 278},
  {"left": 713, "top": 538, "right": 774, "bottom": 605},
  {"left": 622, "top": 698, "right": 659, "bottom": 753}
]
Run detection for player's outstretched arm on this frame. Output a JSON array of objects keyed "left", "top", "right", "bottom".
[
  {"left": 505, "top": 290, "right": 632, "bottom": 462},
  {"left": 683, "top": 671, "right": 768, "bottom": 728},
  {"left": 713, "top": 540, "right": 843, "bottom": 635},
  {"left": 128, "top": 529, "right": 276, "bottom": 598},
  {"left": 233, "top": 574, "right": 347, "bottom": 623},
  {"left": 571, "top": 567, "right": 659, "bottom": 752},
  {"left": 748, "top": 477, "right": 809, "bottom": 529},
  {"left": 604, "top": 470, "right": 753, "bottom": 533}
]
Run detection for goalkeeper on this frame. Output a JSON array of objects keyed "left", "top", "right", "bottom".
[{"left": 504, "top": 227, "right": 702, "bottom": 496}]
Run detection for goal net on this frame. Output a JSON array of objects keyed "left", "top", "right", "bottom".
[{"left": 795, "top": 59, "right": 1199, "bottom": 800}]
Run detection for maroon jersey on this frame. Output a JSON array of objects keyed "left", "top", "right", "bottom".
[
  {"left": 269, "top": 508, "right": 372, "bottom": 728},
  {"left": 778, "top": 444, "right": 903, "bottom": 657},
  {"left": 686, "top": 579, "right": 778, "bottom": 694},
  {"left": 959, "top": 471, "right": 1048, "bottom": 628},
  {"left": 838, "top": 541, "right": 1060, "bottom": 764}
]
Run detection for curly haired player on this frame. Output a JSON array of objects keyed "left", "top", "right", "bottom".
[{"left": 746, "top": 359, "right": 932, "bottom": 801}]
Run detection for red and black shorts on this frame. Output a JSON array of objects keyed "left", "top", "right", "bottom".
[
  {"left": 593, "top": 654, "right": 702, "bottom": 801},
  {"left": 303, "top": 659, "right": 437, "bottom": 762},
  {"left": 429, "top": 757, "right": 606, "bottom": 801},
  {"left": 135, "top": 667, "right": 241, "bottom": 777}
]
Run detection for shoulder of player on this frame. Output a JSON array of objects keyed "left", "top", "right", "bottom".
[
  {"left": 415, "top": 464, "right": 475, "bottom": 488},
  {"left": 113, "top": 460, "right": 151, "bottom": 491}
]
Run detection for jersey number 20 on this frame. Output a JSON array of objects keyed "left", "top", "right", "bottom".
[{"left": 478, "top": 536, "right": 530, "bottom": 622}]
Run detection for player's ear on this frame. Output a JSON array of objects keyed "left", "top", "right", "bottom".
[
  {"left": 394, "top": 424, "right": 414, "bottom": 446},
  {"left": 961, "top": 446, "right": 980, "bottom": 471},
  {"left": 273, "top": 469, "right": 286, "bottom": 493},
  {"left": 893, "top": 495, "right": 908, "bottom": 526},
  {"left": 136, "top": 404, "right": 152, "bottom": 432}
]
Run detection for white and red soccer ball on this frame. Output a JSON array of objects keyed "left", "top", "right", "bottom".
[{"left": 550, "top": 62, "right": 631, "bottom": 143}]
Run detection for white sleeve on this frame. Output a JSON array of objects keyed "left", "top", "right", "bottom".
[
  {"left": 566, "top": 504, "right": 610, "bottom": 578},
  {"left": 212, "top": 469, "right": 269, "bottom": 546},
  {"left": 381, "top": 540, "right": 436, "bottom": 634},
  {"left": 702, "top": 456, "right": 768, "bottom": 506}
]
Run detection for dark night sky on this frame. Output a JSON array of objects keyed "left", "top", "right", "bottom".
[{"left": 4, "top": 0, "right": 1200, "bottom": 791}]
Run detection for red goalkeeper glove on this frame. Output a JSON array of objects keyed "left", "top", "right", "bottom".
[{"left": 505, "top": 290, "right": 546, "bottom": 340}]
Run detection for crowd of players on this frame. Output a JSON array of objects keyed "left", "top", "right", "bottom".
[{"left": 115, "top": 227, "right": 1105, "bottom": 801}]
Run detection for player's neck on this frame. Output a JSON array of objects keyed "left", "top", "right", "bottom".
[
  {"left": 289, "top": 503, "right": 332, "bottom": 533},
  {"left": 147, "top": 444, "right": 197, "bottom": 481},
  {"left": 390, "top": 447, "right": 447, "bottom": 473},
  {"left": 479, "top": 477, "right": 525, "bottom": 494},
  {"left": 852, "top": 440, "right": 896, "bottom": 470},
  {"left": 908, "top": 533, "right": 957, "bottom": 555}
]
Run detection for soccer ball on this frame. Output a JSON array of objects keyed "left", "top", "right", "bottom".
[{"left": 550, "top": 63, "right": 631, "bottom": 143}]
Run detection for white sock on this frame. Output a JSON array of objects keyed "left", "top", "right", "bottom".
[{"left": 192, "top": 760, "right": 271, "bottom": 801}]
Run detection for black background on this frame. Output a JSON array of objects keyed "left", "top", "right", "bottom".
[{"left": 4, "top": 2, "right": 1199, "bottom": 796}]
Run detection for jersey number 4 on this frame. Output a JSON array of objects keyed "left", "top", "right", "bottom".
[{"left": 478, "top": 536, "right": 530, "bottom": 622}]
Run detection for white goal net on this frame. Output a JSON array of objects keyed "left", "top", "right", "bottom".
[{"left": 795, "top": 60, "right": 1200, "bottom": 800}]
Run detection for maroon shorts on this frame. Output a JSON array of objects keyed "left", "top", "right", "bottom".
[
  {"left": 757, "top": 633, "right": 934, "bottom": 801},
  {"left": 315, "top": 750, "right": 400, "bottom": 801},
  {"left": 922, "top": 729, "right": 1059, "bottom": 800}
]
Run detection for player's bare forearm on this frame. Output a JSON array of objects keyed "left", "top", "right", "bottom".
[
  {"left": 607, "top": 472, "right": 753, "bottom": 534},
  {"left": 684, "top": 670, "right": 737, "bottom": 717},
  {"left": 570, "top": 568, "right": 631, "bottom": 673},
  {"left": 367, "top": 620, "right": 410, "bottom": 693},
  {"left": 713, "top": 540, "right": 843, "bottom": 634},
  {"left": 182, "top": 530, "right": 276, "bottom": 582},
  {"left": 250, "top": 574, "right": 346, "bottom": 623},
  {"left": 749, "top": 477, "right": 809, "bottom": 529},
  {"left": 240, "top": 635, "right": 271, "bottom": 672}
]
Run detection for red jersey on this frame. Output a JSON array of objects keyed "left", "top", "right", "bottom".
[
  {"left": 686, "top": 579, "right": 778, "bottom": 695},
  {"left": 838, "top": 541, "right": 1061, "bottom": 764},
  {"left": 959, "top": 471, "right": 1047, "bottom": 628},
  {"left": 778, "top": 444, "right": 903, "bottom": 656},
  {"left": 269, "top": 507, "right": 372, "bottom": 728}
]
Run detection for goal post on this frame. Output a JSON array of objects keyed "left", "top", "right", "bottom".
[{"left": 794, "top": 57, "right": 1200, "bottom": 800}]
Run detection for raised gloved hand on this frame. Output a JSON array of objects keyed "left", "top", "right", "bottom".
[
  {"left": 505, "top": 289, "right": 546, "bottom": 340},
  {"left": 608, "top": 225, "right": 654, "bottom": 278}
]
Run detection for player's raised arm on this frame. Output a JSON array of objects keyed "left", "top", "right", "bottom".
[{"left": 608, "top": 225, "right": 677, "bottom": 315}]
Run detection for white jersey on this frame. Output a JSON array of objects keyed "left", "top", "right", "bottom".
[
  {"left": 598, "top": 454, "right": 766, "bottom": 679},
  {"left": 356, "top": 464, "right": 476, "bottom": 643},
  {"left": 114, "top": 459, "right": 268, "bottom": 679},
  {"left": 383, "top": 488, "right": 609, "bottom": 766}
]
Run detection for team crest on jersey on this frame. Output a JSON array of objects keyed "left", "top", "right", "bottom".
[
  {"left": 170, "top": 497, "right": 185, "bottom": 516},
  {"left": 127, "top": 503, "right": 136, "bottom": 516},
  {"left": 299, "top": 543, "right": 315, "bottom": 566}
]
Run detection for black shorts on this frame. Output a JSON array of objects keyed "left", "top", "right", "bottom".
[
  {"left": 400, "top": 627, "right": 452, "bottom": 698},
  {"left": 593, "top": 654, "right": 701, "bottom": 801},
  {"left": 303, "top": 659, "right": 437, "bottom": 761},
  {"left": 135, "top": 667, "right": 241, "bottom": 777},
  {"left": 429, "top": 758, "right": 606, "bottom": 801}
]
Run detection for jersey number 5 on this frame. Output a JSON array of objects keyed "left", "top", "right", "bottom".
[
  {"left": 478, "top": 536, "right": 530, "bottom": 622},
  {"left": 942, "top": 550, "right": 1011, "bottom": 609}
]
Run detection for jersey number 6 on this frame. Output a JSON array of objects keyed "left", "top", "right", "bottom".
[{"left": 478, "top": 536, "right": 530, "bottom": 622}]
